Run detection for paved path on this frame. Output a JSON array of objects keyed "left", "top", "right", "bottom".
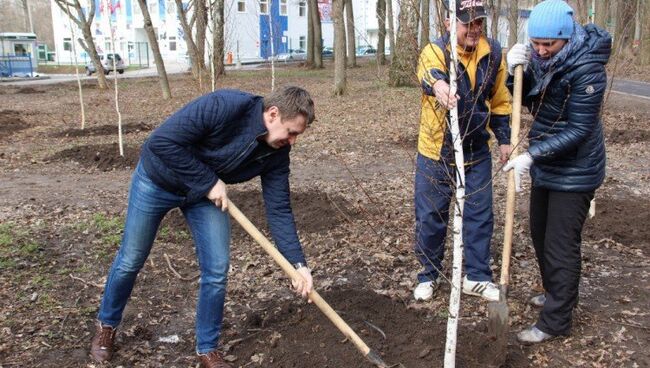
[
  {"left": 0, "top": 60, "right": 266, "bottom": 86},
  {"left": 609, "top": 78, "right": 650, "bottom": 100}
]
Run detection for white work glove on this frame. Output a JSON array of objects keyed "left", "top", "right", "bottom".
[
  {"left": 507, "top": 43, "right": 531, "bottom": 75},
  {"left": 503, "top": 152, "right": 533, "bottom": 192}
]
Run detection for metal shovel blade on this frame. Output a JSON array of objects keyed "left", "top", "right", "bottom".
[
  {"left": 487, "top": 285, "right": 509, "bottom": 367},
  {"left": 366, "top": 349, "right": 389, "bottom": 368}
]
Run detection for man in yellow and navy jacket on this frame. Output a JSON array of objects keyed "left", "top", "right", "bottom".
[{"left": 413, "top": 0, "right": 512, "bottom": 302}]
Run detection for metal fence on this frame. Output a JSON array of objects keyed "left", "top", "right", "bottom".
[{"left": 0, "top": 54, "right": 33, "bottom": 77}]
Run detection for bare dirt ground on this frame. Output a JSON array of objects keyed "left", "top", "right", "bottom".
[{"left": 0, "top": 61, "right": 648, "bottom": 368}]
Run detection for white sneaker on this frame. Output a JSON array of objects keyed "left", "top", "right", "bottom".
[
  {"left": 517, "top": 325, "right": 555, "bottom": 344},
  {"left": 414, "top": 277, "right": 442, "bottom": 301},
  {"left": 529, "top": 294, "right": 546, "bottom": 307},
  {"left": 462, "top": 276, "right": 500, "bottom": 302}
]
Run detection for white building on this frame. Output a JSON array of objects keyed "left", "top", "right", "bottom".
[{"left": 50, "top": 0, "right": 403, "bottom": 65}]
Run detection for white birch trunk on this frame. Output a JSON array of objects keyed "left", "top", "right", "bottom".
[
  {"left": 105, "top": 0, "right": 123, "bottom": 156},
  {"left": 443, "top": 0, "right": 465, "bottom": 367},
  {"left": 66, "top": 5, "right": 85, "bottom": 129}
]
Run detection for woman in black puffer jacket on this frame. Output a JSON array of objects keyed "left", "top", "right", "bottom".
[{"left": 504, "top": 0, "right": 611, "bottom": 344}]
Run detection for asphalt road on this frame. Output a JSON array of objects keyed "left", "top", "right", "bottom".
[{"left": 609, "top": 78, "right": 650, "bottom": 100}]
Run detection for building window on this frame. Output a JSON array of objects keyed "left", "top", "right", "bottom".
[
  {"left": 299, "top": 1, "right": 306, "bottom": 16},
  {"left": 63, "top": 37, "right": 72, "bottom": 51},
  {"left": 237, "top": 0, "right": 246, "bottom": 12},
  {"left": 299, "top": 36, "right": 306, "bottom": 50},
  {"left": 169, "top": 36, "right": 177, "bottom": 51},
  {"left": 259, "top": 0, "right": 268, "bottom": 14},
  {"left": 14, "top": 43, "right": 29, "bottom": 56},
  {"left": 280, "top": 0, "right": 287, "bottom": 15}
]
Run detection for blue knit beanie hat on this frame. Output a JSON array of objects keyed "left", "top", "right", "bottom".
[{"left": 528, "top": 0, "right": 575, "bottom": 39}]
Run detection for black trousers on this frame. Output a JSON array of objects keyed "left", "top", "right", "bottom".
[{"left": 529, "top": 187, "right": 594, "bottom": 336}]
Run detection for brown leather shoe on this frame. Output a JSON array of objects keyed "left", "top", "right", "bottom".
[
  {"left": 198, "top": 351, "right": 232, "bottom": 368},
  {"left": 90, "top": 321, "right": 116, "bottom": 362}
]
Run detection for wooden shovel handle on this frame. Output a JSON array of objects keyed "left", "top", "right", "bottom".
[
  {"left": 227, "top": 202, "right": 372, "bottom": 356},
  {"left": 500, "top": 65, "right": 524, "bottom": 286}
]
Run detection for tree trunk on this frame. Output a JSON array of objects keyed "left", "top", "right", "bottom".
[
  {"left": 309, "top": 0, "right": 323, "bottom": 68},
  {"left": 333, "top": 0, "right": 346, "bottom": 95},
  {"left": 389, "top": 0, "right": 418, "bottom": 87},
  {"left": 345, "top": 0, "right": 356, "bottom": 67},
  {"left": 376, "top": 0, "right": 387, "bottom": 64},
  {"left": 507, "top": 0, "right": 518, "bottom": 47},
  {"left": 54, "top": 0, "right": 108, "bottom": 89},
  {"left": 307, "top": 2, "right": 315, "bottom": 66},
  {"left": 175, "top": 0, "right": 205, "bottom": 79},
  {"left": 420, "top": 0, "right": 430, "bottom": 49},
  {"left": 386, "top": 0, "right": 396, "bottom": 55},
  {"left": 573, "top": 0, "right": 589, "bottom": 25},
  {"left": 21, "top": 0, "right": 34, "bottom": 32},
  {"left": 137, "top": 0, "right": 172, "bottom": 99},
  {"left": 642, "top": 0, "right": 650, "bottom": 64},
  {"left": 212, "top": 0, "right": 225, "bottom": 76},
  {"left": 489, "top": 0, "right": 502, "bottom": 40},
  {"left": 196, "top": 0, "right": 208, "bottom": 67},
  {"left": 594, "top": 0, "right": 609, "bottom": 29}
]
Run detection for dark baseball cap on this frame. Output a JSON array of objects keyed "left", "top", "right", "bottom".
[{"left": 453, "top": 0, "right": 488, "bottom": 24}]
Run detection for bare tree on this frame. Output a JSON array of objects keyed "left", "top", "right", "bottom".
[
  {"left": 54, "top": 0, "right": 108, "bottom": 89},
  {"left": 136, "top": 0, "right": 172, "bottom": 99},
  {"left": 212, "top": 0, "right": 226, "bottom": 77},
  {"left": 333, "top": 0, "right": 347, "bottom": 95},
  {"left": 420, "top": 0, "right": 430, "bottom": 49},
  {"left": 389, "top": 0, "right": 419, "bottom": 86},
  {"left": 594, "top": 0, "right": 609, "bottom": 29},
  {"left": 65, "top": 3, "right": 85, "bottom": 129},
  {"left": 386, "top": 0, "right": 396, "bottom": 53},
  {"left": 345, "top": 0, "right": 357, "bottom": 67},
  {"left": 21, "top": 0, "right": 34, "bottom": 32},
  {"left": 196, "top": 0, "right": 208, "bottom": 67},
  {"left": 507, "top": 0, "right": 519, "bottom": 47},
  {"left": 308, "top": 0, "right": 323, "bottom": 68},
  {"left": 376, "top": 0, "right": 387, "bottom": 64},
  {"left": 642, "top": 0, "right": 650, "bottom": 64},
  {"left": 487, "top": 0, "right": 502, "bottom": 40},
  {"left": 175, "top": 0, "right": 206, "bottom": 79}
]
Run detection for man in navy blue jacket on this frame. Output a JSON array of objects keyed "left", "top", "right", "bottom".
[{"left": 90, "top": 86, "right": 315, "bottom": 367}]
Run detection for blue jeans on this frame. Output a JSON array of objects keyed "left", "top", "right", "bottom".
[
  {"left": 414, "top": 153, "right": 494, "bottom": 283},
  {"left": 97, "top": 162, "right": 230, "bottom": 354}
]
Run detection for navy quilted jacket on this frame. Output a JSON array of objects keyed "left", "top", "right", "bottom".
[
  {"left": 140, "top": 89, "right": 306, "bottom": 265},
  {"left": 521, "top": 24, "right": 611, "bottom": 192}
]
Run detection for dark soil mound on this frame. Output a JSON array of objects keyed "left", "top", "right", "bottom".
[
  {"left": 52, "top": 122, "right": 154, "bottom": 137},
  {"left": 584, "top": 195, "right": 650, "bottom": 247},
  {"left": 15, "top": 86, "right": 45, "bottom": 94},
  {"left": 160, "top": 189, "right": 356, "bottom": 234},
  {"left": 229, "top": 288, "right": 527, "bottom": 368},
  {"left": 0, "top": 109, "right": 29, "bottom": 139},
  {"left": 229, "top": 189, "right": 357, "bottom": 234},
  {"left": 607, "top": 129, "right": 650, "bottom": 144},
  {"left": 47, "top": 143, "right": 140, "bottom": 171}
]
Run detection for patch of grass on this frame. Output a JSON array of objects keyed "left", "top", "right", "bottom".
[
  {"left": 31, "top": 274, "right": 54, "bottom": 288},
  {"left": 92, "top": 213, "right": 123, "bottom": 247},
  {"left": 0, "top": 222, "right": 41, "bottom": 270},
  {"left": 234, "top": 67, "right": 331, "bottom": 80},
  {"left": 37, "top": 293, "right": 59, "bottom": 311},
  {"left": 0, "top": 223, "right": 16, "bottom": 247}
]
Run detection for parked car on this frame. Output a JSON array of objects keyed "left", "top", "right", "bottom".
[
  {"left": 321, "top": 46, "right": 334, "bottom": 57},
  {"left": 86, "top": 53, "right": 126, "bottom": 75},
  {"left": 272, "top": 49, "right": 307, "bottom": 62},
  {"left": 355, "top": 46, "right": 377, "bottom": 56}
]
